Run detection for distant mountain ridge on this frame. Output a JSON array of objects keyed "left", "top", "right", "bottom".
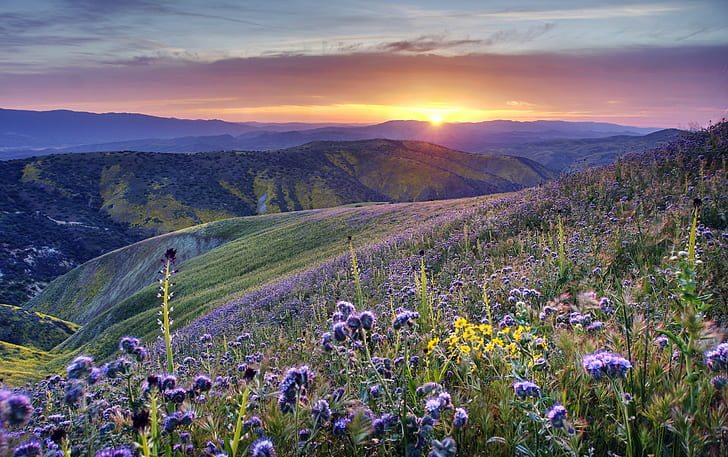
[
  {"left": 0, "top": 138, "right": 553, "bottom": 306},
  {"left": 1, "top": 108, "right": 659, "bottom": 160}
]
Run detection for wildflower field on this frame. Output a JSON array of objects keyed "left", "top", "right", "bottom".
[{"left": 1, "top": 121, "right": 727, "bottom": 457}]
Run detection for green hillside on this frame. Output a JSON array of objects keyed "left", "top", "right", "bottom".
[
  {"left": 0, "top": 303, "right": 79, "bottom": 350},
  {"left": 5, "top": 122, "right": 728, "bottom": 457},
  {"left": 27, "top": 197, "right": 508, "bottom": 366},
  {"left": 2, "top": 139, "right": 553, "bottom": 307},
  {"left": 486, "top": 128, "right": 683, "bottom": 170}
]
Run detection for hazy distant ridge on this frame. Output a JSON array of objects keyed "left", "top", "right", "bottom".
[{"left": 0, "top": 108, "right": 659, "bottom": 160}]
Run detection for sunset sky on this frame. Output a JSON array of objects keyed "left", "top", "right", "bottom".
[{"left": 1, "top": 0, "right": 727, "bottom": 127}]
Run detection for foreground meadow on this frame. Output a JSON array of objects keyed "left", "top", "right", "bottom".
[{"left": 1, "top": 122, "right": 727, "bottom": 457}]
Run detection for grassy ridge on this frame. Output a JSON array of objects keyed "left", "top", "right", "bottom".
[
  {"left": 3, "top": 140, "right": 553, "bottom": 306},
  {"left": 0, "top": 303, "right": 79, "bottom": 350},
  {"left": 34, "top": 198, "right": 504, "bottom": 370},
  {"left": 0, "top": 340, "right": 57, "bottom": 385}
]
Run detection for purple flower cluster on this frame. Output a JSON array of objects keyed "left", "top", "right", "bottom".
[
  {"left": 513, "top": 380, "right": 541, "bottom": 398},
  {"left": 250, "top": 438, "right": 276, "bottom": 457},
  {"left": 329, "top": 301, "right": 378, "bottom": 344},
  {"left": 582, "top": 351, "right": 632, "bottom": 380},
  {"left": 0, "top": 390, "right": 34, "bottom": 427},
  {"left": 705, "top": 342, "right": 728, "bottom": 372},
  {"left": 546, "top": 403, "right": 568, "bottom": 428},
  {"left": 278, "top": 365, "right": 313, "bottom": 413},
  {"left": 118, "top": 336, "right": 148, "bottom": 362}
]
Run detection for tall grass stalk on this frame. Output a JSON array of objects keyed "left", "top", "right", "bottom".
[
  {"left": 348, "top": 238, "right": 364, "bottom": 309},
  {"left": 228, "top": 387, "right": 250, "bottom": 457},
  {"left": 158, "top": 248, "right": 177, "bottom": 374}
]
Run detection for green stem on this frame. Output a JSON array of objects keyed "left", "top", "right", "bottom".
[
  {"left": 162, "top": 258, "right": 174, "bottom": 374},
  {"left": 230, "top": 387, "right": 250, "bottom": 457},
  {"left": 613, "top": 380, "right": 634, "bottom": 457}
]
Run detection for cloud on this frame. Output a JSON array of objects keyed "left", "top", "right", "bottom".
[
  {"left": 1, "top": 45, "right": 725, "bottom": 127},
  {"left": 379, "top": 35, "right": 483, "bottom": 53}
]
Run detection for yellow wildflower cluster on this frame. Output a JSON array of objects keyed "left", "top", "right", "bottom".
[{"left": 436, "top": 317, "right": 533, "bottom": 365}]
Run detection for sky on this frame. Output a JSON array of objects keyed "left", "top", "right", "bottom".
[{"left": 1, "top": 0, "right": 727, "bottom": 127}]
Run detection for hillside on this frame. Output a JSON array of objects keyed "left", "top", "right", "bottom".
[
  {"left": 7, "top": 121, "right": 728, "bottom": 457},
  {"left": 1, "top": 139, "right": 553, "bottom": 306},
  {"left": 25, "top": 198, "right": 507, "bottom": 363},
  {"left": 0, "top": 303, "right": 79, "bottom": 351},
  {"left": 484, "top": 128, "right": 683, "bottom": 170}
]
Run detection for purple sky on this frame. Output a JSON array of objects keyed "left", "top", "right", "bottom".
[{"left": 2, "top": 0, "right": 727, "bottom": 127}]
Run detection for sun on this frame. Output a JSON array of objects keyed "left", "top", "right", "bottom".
[
  {"left": 429, "top": 113, "right": 445, "bottom": 125},
  {"left": 412, "top": 107, "right": 456, "bottom": 125}
]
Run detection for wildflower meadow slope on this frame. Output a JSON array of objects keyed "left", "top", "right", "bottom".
[{"left": 1, "top": 121, "right": 727, "bottom": 457}]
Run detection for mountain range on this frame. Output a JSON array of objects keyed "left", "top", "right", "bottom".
[
  {"left": 1, "top": 108, "right": 660, "bottom": 163},
  {"left": 0, "top": 139, "right": 553, "bottom": 307}
]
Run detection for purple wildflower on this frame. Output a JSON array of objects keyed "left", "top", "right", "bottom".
[
  {"left": 332, "top": 322, "right": 349, "bottom": 342},
  {"left": 513, "top": 380, "right": 541, "bottom": 398},
  {"left": 311, "top": 399, "right": 331, "bottom": 425},
  {"left": 66, "top": 355, "right": 94, "bottom": 380},
  {"left": 250, "top": 438, "right": 276, "bottom": 457},
  {"left": 582, "top": 351, "right": 632, "bottom": 380},
  {"left": 332, "top": 416, "right": 350, "bottom": 436},
  {"left": 194, "top": 375, "right": 213, "bottom": 392},
  {"left": 337, "top": 301, "right": 356, "bottom": 319},
  {"left": 705, "top": 342, "right": 728, "bottom": 372},
  {"left": 452, "top": 407, "right": 468, "bottom": 428},
  {"left": 94, "top": 447, "right": 133, "bottom": 457},
  {"left": 428, "top": 437, "right": 457, "bottom": 457},
  {"left": 1, "top": 392, "right": 34, "bottom": 427},
  {"left": 359, "top": 311, "right": 375, "bottom": 330},
  {"left": 119, "top": 336, "right": 141, "bottom": 354},
  {"left": 711, "top": 375, "right": 728, "bottom": 390},
  {"left": 11, "top": 441, "right": 42, "bottom": 457},
  {"left": 547, "top": 403, "right": 568, "bottom": 428}
]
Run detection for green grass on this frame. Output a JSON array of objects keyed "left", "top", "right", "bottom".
[
  {"left": 0, "top": 303, "right": 80, "bottom": 351},
  {"left": 32, "top": 197, "right": 508, "bottom": 371},
  {"left": 0, "top": 340, "right": 60, "bottom": 385}
]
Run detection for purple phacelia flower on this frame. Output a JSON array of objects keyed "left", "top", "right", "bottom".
[
  {"left": 359, "top": 311, "right": 375, "bottom": 330},
  {"left": 311, "top": 399, "right": 331, "bottom": 425},
  {"left": 705, "top": 342, "right": 728, "bottom": 372},
  {"left": 424, "top": 398, "right": 442, "bottom": 419},
  {"left": 119, "top": 337, "right": 141, "bottom": 354},
  {"left": 194, "top": 375, "right": 213, "bottom": 392},
  {"left": 332, "top": 416, "right": 350, "bottom": 436},
  {"left": 582, "top": 351, "right": 632, "bottom": 380},
  {"left": 428, "top": 437, "right": 457, "bottom": 457},
  {"left": 66, "top": 355, "right": 94, "bottom": 380},
  {"left": 452, "top": 407, "right": 468, "bottom": 428},
  {"left": 159, "top": 374, "right": 177, "bottom": 391},
  {"left": 337, "top": 301, "right": 356, "bottom": 319},
  {"left": 1, "top": 392, "right": 34, "bottom": 427},
  {"left": 11, "top": 440, "right": 42, "bottom": 457},
  {"left": 513, "top": 380, "right": 541, "bottom": 398},
  {"left": 711, "top": 375, "right": 728, "bottom": 390},
  {"left": 586, "top": 321, "right": 604, "bottom": 332},
  {"left": 164, "top": 387, "right": 187, "bottom": 404},
  {"left": 547, "top": 403, "right": 568, "bottom": 428},
  {"left": 333, "top": 322, "right": 349, "bottom": 342},
  {"left": 94, "top": 447, "right": 133, "bottom": 457},
  {"left": 250, "top": 438, "right": 276, "bottom": 457}
]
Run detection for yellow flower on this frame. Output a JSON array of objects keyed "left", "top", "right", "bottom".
[
  {"left": 426, "top": 338, "right": 440, "bottom": 354},
  {"left": 459, "top": 345, "right": 472, "bottom": 354},
  {"left": 454, "top": 318, "right": 468, "bottom": 329}
]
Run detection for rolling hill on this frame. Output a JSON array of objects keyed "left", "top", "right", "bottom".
[
  {"left": 1, "top": 139, "right": 553, "bottom": 306},
  {"left": 3, "top": 122, "right": 728, "bottom": 457}
]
